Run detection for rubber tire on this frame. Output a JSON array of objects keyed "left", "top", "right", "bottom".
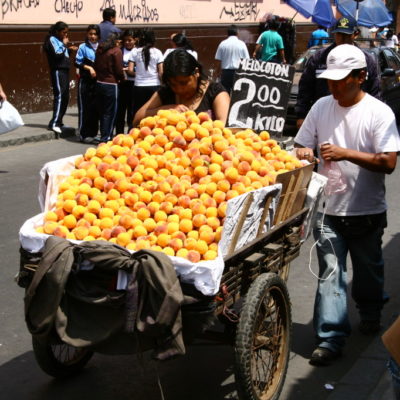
[
  {"left": 32, "top": 337, "right": 93, "bottom": 378},
  {"left": 234, "top": 273, "right": 291, "bottom": 400}
]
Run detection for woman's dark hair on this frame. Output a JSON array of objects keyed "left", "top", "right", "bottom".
[
  {"left": 43, "top": 21, "right": 68, "bottom": 49},
  {"left": 162, "top": 49, "right": 207, "bottom": 96},
  {"left": 386, "top": 29, "right": 394, "bottom": 40},
  {"left": 172, "top": 33, "right": 194, "bottom": 51},
  {"left": 122, "top": 28, "right": 136, "bottom": 40},
  {"left": 138, "top": 29, "right": 155, "bottom": 70},
  {"left": 97, "top": 32, "right": 120, "bottom": 54},
  {"left": 86, "top": 24, "right": 100, "bottom": 42}
]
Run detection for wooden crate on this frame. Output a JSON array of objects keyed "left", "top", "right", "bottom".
[{"left": 225, "top": 163, "right": 314, "bottom": 257}]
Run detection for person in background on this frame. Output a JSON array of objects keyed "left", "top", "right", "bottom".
[
  {"left": 94, "top": 32, "right": 124, "bottom": 143},
  {"left": 164, "top": 33, "right": 198, "bottom": 60},
  {"left": 0, "top": 83, "right": 6, "bottom": 103},
  {"left": 294, "top": 44, "right": 400, "bottom": 366},
  {"left": 128, "top": 29, "right": 163, "bottom": 123},
  {"left": 253, "top": 19, "right": 286, "bottom": 64},
  {"left": 308, "top": 25, "right": 329, "bottom": 48},
  {"left": 295, "top": 17, "right": 381, "bottom": 129},
  {"left": 115, "top": 29, "right": 139, "bottom": 134},
  {"left": 385, "top": 29, "right": 399, "bottom": 50},
  {"left": 214, "top": 24, "right": 249, "bottom": 94},
  {"left": 133, "top": 49, "right": 230, "bottom": 126},
  {"left": 75, "top": 24, "right": 100, "bottom": 144},
  {"left": 43, "top": 21, "right": 77, "bottom": 135},
  {"left": 99, "top": 7, "right": 121, "bottom": 43}
]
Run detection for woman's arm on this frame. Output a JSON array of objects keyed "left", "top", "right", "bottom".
[
  {"left": 0, "top": 83, "right": 6, "bottom": 102},
  {"left": 127, "top": 60, "right": 136, "bottom": 77},
  {"left": 157, "top": 62, "right": 163, "bottom": 81},
  {"left": 212, "top": 91, "right": 230, "bottom": 124},
  {"left": 133, "top": 91, "right": 189, "bottom": 127}
]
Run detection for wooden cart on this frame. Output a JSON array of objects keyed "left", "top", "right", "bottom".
[{"left": 18, "top": 163, "right": 314, "bottom": 400}]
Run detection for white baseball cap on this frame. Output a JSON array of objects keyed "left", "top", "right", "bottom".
[{"left": 318, "top": 44, "right": 367, "bottom": 81}]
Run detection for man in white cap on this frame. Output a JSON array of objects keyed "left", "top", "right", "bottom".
[{"left": 294, "top": 44, "right": 400, "bottom": 366}]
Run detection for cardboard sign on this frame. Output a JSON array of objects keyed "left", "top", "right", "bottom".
[{"left": 227, "top": 59, "right": 295, "bottom": 134}]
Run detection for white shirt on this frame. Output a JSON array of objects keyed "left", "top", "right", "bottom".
[
  {"left": 384, "top": 35, "right": 399, "bottom": 48},
  {"left": 130, "top": 47, "right": 163, "bottom": 86},
  {"left": 295, "top": 94, "right": 400, "bottom": 216},
  {"left": 215, "top": 35, "right": 249, "bottom": 69},
  {"left": 163, "top": 48, "right": 198, "bottom": 60},
  {"left": 123, "top": 47, "right": 136, "bottom": 82}
]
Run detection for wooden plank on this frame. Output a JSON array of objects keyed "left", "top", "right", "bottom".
[
  {"left": 227, "top": 192, "right": 254, "bottom": 256},
  {"left": 281, "top": 169, "right": 304, "bottom": 221},
  {"left": 256, "top": 195, "right": 273, "bottom": 237}
]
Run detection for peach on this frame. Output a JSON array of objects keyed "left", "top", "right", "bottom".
[
  {"left": 53, "top": 225, "right": 69, "bottom": 238},
  {"left": 203, "top": 249, "right": 217, "bottom": 261},
  {"left": 44, "top": 211, "right": 58, "bottom": 222},
  {"left": 199, "top": 229, "right": 215, "bottom": 245},
  {"left": 193, "top": 214, "right": 207, "bottom": 228},
  {"left": 132, "top": 225, "right": 147, "bottom": 238},
  {"left": 187, "top": 230, "right": 199, "bottom": 240},
  {"left": 167, "top": 222, "right": 180, "bottom": 235},
  {"left": 88, "top": 225, "right": 101, "bottom": 238},
  {"left": 143, "top": 218, "right": 157, "bottom": 233},
  {"left": 117, "top": 232, "right": 131, "bottom": 247},
  {"left": 73, "top": 226, "right": 89, "bottom": 240},
  {"left": 187, "top": 250, "right": 201, "bottom": 263},
  {"left": 72, "top": 205, "right": 87, "bottom": 219},
  {"left": 169, "top": 238, "right": 183, "bottom": 252},
  {"left": 75, "top": 193, "right": 89, "bottom": 207},
  {"left": 111, "top": 225, "right": 127, "bottom": 238},
  {"left": 100, "top": 217, "right": 114, "bottom": 230},
  {"left": 176, "top": 248, "right": 189, "bottom": 259},
  {"left": 154, "top": 210, "right": 168, "bottom": 222},
  {"left": 157, "top": 233, "right": 170, "bottom": 247},
  {"left": 63, "top": 199, "right": 77, "bottom": 213},
  {"left": 137, "top": 207, "right": 151, "bottom": 221}
]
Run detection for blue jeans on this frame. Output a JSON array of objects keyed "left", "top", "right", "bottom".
[
  {"left": 312, "top": 212, "right": 387, "bottom": 352},
  {"left": 388, "top": 358, "right": 400, "bottom": 400}
]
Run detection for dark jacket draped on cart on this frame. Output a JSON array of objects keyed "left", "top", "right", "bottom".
[{"left": 24, "top": 236, "right": 195, "bottom": 360}]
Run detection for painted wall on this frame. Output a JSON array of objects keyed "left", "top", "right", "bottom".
[{"left": 0, "top": 0, "right": 310, "bottom": 25}]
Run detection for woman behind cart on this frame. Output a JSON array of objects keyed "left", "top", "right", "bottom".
[
  {"left": 128, "top": 29, "right": 164, "bottom": 122},
  {"left": 94, "top": 32, "right": 125, "bottom": 143},
  {"left": 133, "top": 49, "right": 230, "bottom": 127}
]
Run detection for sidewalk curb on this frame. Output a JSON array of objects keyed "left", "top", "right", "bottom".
[{"left": 0, "top": 129, "right": 76, "bottom": 148}]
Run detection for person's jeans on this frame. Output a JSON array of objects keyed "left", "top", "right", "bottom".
[
  {"left": 96, "top": 82, "right": 119, "bottom": 142},
  {"left": 312, "top": 212, "right": 387, "bottom": 352},
  {"left": 388, "top": 357, "right": 400, "bottom": 399}
]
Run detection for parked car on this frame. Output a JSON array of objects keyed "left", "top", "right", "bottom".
[{"left": 284, "top": 45, "right": 400, "bottom": 134}]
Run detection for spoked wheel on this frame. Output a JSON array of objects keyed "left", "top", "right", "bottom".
[
  {"left": 32, "top": 337, "right": 93, "bottom": 378},
  {"left": 234, "top": 273, "right": 291, "bottom": 400}
]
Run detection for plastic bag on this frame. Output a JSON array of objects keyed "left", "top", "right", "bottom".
[
  {"left": 0, "top": 100, "right": 24, "bottom": 134},
  {"left": 320, "top": 160, "right": 347, "bottom": 196}
]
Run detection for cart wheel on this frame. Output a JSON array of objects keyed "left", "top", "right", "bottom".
[
  {"left": 32, "top": 337, "right": 93, "bottom": 378},
  {"left": 234, "top": 272, "right": 291, "bottom": 400}
]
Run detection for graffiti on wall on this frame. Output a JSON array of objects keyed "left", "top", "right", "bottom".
[{"left": 1, "top": 0, "right": 264, "bottom": 23}]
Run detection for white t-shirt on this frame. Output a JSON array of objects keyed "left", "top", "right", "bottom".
[
  {"left": 215, "top": 35, "right": 249, "bottom": 69},
  {"left": 130, "top": 47, "right": 163, "bottom": 86},
  {"left": 384, "top": 35, "right": 399, "bottom": 48},
  {"left": 295, "top": 94, "right": 400, "bottom": 216},
  {"left": 123, "top": 47, "right": 136, "bottom": 82},
  {"left": 163, "top": 48, "right": 198, "bottom": 60}
]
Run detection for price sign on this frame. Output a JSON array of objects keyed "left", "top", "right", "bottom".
[{"left": 227, "top": 59, "right": 295, "bottom": 134}]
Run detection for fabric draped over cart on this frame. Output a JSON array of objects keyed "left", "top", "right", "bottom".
[{"left": 24, "top": 236, "right": 201, "bottom": 360}]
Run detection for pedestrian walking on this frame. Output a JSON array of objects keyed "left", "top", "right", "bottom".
[
  {"left": 43, "top": 21, "right": 77, "bottom": 135},
  {"left": 384, "top": 29, "right": 399, "bottom": 50},
  {"left": 307, "top": 25, "right": 329, "bottom": 48},
  {"left": 294, "top": 44, "right": 400, "bottom": 366},
  {"left": 94, "top": 32, "right": 124, "bottom": 143},
  {"left": 133, "top": 49, "right": 230, "bottom": 126},
  {"left": 214, "top": 25, "right": 249, "bottom": 94},
  {"left": 295, "top": 17, "right": 381, "bottom": 129},
  {"left": 128, "top": 29, "right": 163, "bottom": 124},
  {"left": 99, "top": 7, "right": 121, "bottom": 43},
  {"left": 164, "top": 33, "right": 198, "bottom": 60},
  {"left": 75, "top": 24, "right": 100, "bottom": 143},
  {"left": 115, "top": 29, "right": 139, "bottom": 134},
  {"left": 253, "top": 19, "right": 286, "bottom": 63}
]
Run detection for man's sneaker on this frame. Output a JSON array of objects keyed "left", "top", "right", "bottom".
[
  {"left": 309, "top": 347, "right": 341, "bottom": 366},
  {"left": 81, "top": 137, "right": 95, "bottom": 144},
  {"left": 52, "top": 126, "right": 62, "bottom": 135},
  {"left": 359, "top": 320, "right": 381, "bottom": 335}
]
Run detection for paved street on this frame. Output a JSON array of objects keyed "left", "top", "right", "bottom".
[{"left": 0, "top": 126, "right": 398, "bottom": 399}]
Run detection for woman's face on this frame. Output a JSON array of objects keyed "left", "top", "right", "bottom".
[
  {"left": 57, "top": 28, "right": 68, "bottom": 41},
  {"left": 123, "top": 36, "right": 136, "bottom": 50},
  {"left": 168, "top": 73, "right": 199, "bottom": 100},
  {"left": 87, "top": 29, "right": 99, "bottom": 44}
]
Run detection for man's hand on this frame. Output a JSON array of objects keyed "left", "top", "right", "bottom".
[
  {"left": 295, "top": 147, "right": 316, "bottom": 162},
  {"left": 320, "top": 143, "right": 347, "bottom": 161}
]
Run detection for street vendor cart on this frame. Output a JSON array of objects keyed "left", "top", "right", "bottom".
[{"left": 17, "top": 156, "right": 321, "bottom": 400}]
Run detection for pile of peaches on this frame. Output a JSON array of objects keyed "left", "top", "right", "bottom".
[{"left": 36, "top": 110, "right": 302, "bottom": 262}]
